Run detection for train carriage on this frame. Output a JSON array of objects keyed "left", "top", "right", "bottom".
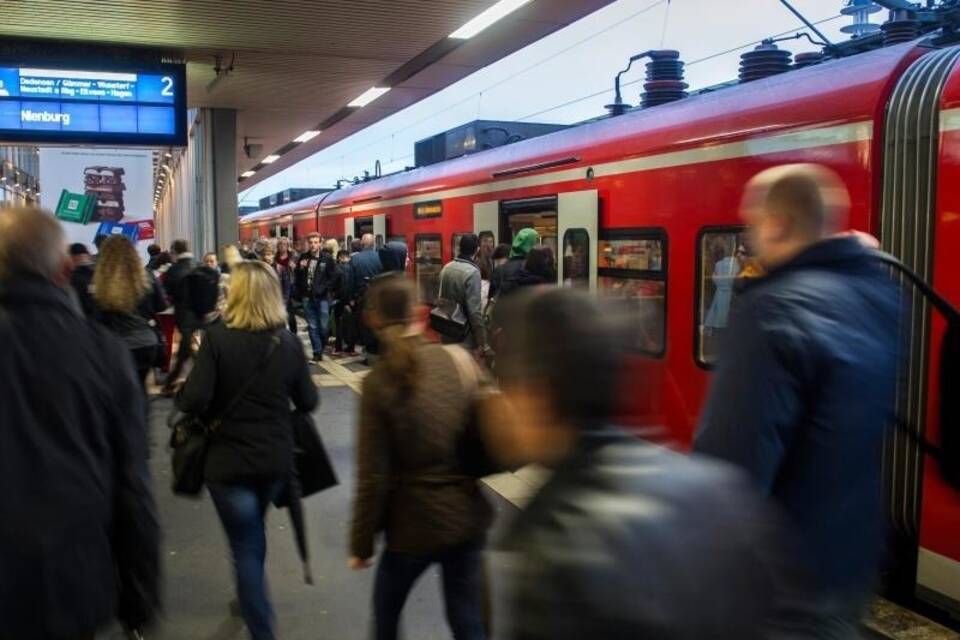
[{"left": 241, "top": 35, "right": 960, "bottom": 615}]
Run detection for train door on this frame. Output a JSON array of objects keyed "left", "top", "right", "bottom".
[
  {"left": 557, "top": 189, "right": 598, "bottom": 291},
  {"left": 373, "top": 214, "right": 387, "bottom": 249},
  {"left": 473, "top": 201, "right": 499, "bottom": 245},
  {"left": 343, "top": 216, "right": 354, "bottom": 248},
  {"left": 498, "top": 196, "right": 558, "bottom": 257}
]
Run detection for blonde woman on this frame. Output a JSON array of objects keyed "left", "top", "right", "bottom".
[
  {"left": 92, "top": 235, "right": 162, "bottom": 388},
  {"left": 176, "top": 261, "right": 317, "bottom": 640}
]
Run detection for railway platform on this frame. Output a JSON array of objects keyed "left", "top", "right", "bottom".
[{"left": 111, "top": 341, "right": 957, "bottom": 640}]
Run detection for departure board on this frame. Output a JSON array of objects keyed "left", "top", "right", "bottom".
[{"left": 0, "top": 63, "right": 186, "bottom": 146}]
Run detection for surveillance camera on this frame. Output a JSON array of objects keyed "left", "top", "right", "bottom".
[{"left": 244, "top": 143, "right": 263, "bottom": 159}]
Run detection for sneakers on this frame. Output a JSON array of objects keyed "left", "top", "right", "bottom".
[{"left": 312, "top": 352, "right": 323, "bottom": 362}]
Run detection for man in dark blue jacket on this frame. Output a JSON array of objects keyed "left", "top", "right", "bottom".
[
  {"left": 694, "top": 164, "right": 900, "bottom": 638},
  {"left": 0, "top": 207, "right": 159, "bottom": 639}
]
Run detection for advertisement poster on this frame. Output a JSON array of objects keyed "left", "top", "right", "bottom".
[{"left": 38, "top": 147, "right": 155, "bottom": 259}]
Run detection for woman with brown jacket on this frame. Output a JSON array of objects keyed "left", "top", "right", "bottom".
[{"left": 349, "top": 276, "right": 491, "bottom": 640}]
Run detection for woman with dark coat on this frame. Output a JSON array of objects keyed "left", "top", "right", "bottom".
[
  {"left": 349, "top": 276, "right": 492, "bottom": 640},
  {"left": 176, "top": 261, "right": 318, "bottom": 640},
  {"left": 92, "top": 235, "right": 160, "bottom": 389}
]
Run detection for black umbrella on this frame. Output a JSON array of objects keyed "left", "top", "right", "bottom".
[{"left": 278, "top": 475, "right": 313, "bottom": 585}]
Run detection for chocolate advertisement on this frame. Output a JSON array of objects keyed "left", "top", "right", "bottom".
[{"left": 39, "top": 147, "right": 154, "bottom": 259}]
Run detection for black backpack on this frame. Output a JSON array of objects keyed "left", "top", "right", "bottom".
[{"left": 876, "top": 251, "right": 960, "bottom": 490}]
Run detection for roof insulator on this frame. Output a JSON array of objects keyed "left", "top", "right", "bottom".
[
  {"left": 739, "top": 42, "right": 793, "bottom": 83},
  {"left": 641, "top": 50, "right": 689, "bottom": 108}
]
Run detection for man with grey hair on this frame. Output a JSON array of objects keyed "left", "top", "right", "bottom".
[
  {"left": 0, "top": 207, "right": 159, "bottom": 639},
  {"left": 694, "top": 164, "right": 900, "bottom": 637}
]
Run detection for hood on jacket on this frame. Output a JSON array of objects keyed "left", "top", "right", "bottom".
[
  {"left": 510, "top": 228, "right": 540, "bottom": 259},
  {"left": 378, "top": 241, "right": 408, "bottom": 273}
]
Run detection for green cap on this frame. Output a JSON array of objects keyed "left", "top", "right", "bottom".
[{"left": 510, "top": 227, "right": 540, "bottom": 258}]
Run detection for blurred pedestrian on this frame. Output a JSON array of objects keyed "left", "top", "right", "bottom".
[
  {"left": 276, "top": 237, "right": 299, "bottom": 333},
  {"left": 435, "top": 233, "right": 487, "bottom": 356},
  {"left": 146, "top": 243, "right": 163, "bottom": 271},
  {"left": 478, "top": 231, "right": 495, "bottom": 281},
  {"left": 295, "top": 233, "right": 337, "bottom": 361},
  {"left": 694, "top": 164, "right": 900, "bottom": 638},
  {"left": 162, "top": 238, "right": 198, "bottom": 394},
  {"left": 217, "top": 244, "right": 243, "bottom": 313},
  {"left": 93, "top": 235, "right": 161, "bottom": 389},
  {"left": 68, "top": 242, "right": 96, "bottom": 317},
  {"left": 333, "top": 249, "right": 356, "bottom": 355},
  {"left": 490, "top": 288, "right": 789, "bottom": 639},
  {"left": 489, "top": 228, "right": 538, "bottom": 300},
  {"left": 0, "top": 207, "right": 159, "bottom": 640},
  {"left": 349, "top": 276, "right": 492, "bottom": 640},
  {"left": 203, "top": 251, "right": 220, "bottom": 271},
  {"left": 491, "top": 243, "right": 510, "bottom": 269},
  {"left": 350, "top": 234, "right": 384, "bottom": 359},
  {"left": 176, "top": 261, "right": 318, "bottom": 640}
]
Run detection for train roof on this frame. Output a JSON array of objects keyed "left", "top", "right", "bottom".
[{"left": 242, "top": 40, "right": 925, "bottom": 223}]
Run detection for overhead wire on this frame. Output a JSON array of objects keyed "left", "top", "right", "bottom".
[{"left": 515, "top": 12, "right": 845, "bottom": 123}]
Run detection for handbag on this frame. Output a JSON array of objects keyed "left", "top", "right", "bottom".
[
  {"left": 430, "top": 266, "right": 470, "bottom": 341},
  {"left": 168, "top": 331, "right": 281, "bottom": 496},
  {"left": 274, "top": 410, "right": 339, "bottom": 507}
]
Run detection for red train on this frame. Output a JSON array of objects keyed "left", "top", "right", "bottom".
[{"left": 241, "top": 35, "right": 960, "bottom": 614}]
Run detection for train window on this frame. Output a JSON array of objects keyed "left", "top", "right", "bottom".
[
  {"left": 696, "top": 227, "right": 761, "bottom": 366},
  {"left": 452, "top": 233, "right": 467, "bottom": 259},
  {"left": 597, "top": 229, "right": 667, "bottom": 357},
  {"left": 375, "top": 234, "right": 384, "bottom": 250},
  {"left": 415, "top": 234, "right": 443, "bottom": 305},
  {"left": 562, "top": 228, "right": 590, "bottom": 287}
]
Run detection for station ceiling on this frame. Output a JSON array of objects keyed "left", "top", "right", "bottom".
[{"left": 0, "top": 0, "right": 615, "bottom": 190}]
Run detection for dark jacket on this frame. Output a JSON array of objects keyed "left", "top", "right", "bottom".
[
  {"left": 163, "top": 255, "right": 198, "bottom": 330},
  {"left": 694, "top": 237, "right": 900, "bottom": 593},
  {"left": 501, "top": 429, "right": 790, "bottom": 640},
  {"left": 176, "top": 321, "right": 318, "bottom": 484},
  {"left": 0, "top": 276, "right": 159, "bottom": 638},
  {"left": 489, "top": 256, "right": 525, "bottom": 299},
  {"left": 349, "top": 247, "right": 383, "bottom": 298},
  {"left": 138, "top": 268, "right": 167, "bottom": 321},
  {"left": 500, "top": 268, "right": 551, "bottom": 298},
  {"left": 69, "top": 262, "right": 96, "bottom": 316},
  {"left": 294, "top": 250, "right": 337, "bottom": 300},
  {"left": 350, "top": 340, "right": 492, "bottom": 559},
  {"left": 96, "top": 310, "right": 159, "bottom": 375},
  {"left": 377, "top": 241, "right": 407, "bottom": 274}
]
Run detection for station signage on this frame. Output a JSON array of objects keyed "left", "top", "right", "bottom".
[
  {"left": 0, "top": 62, "right": 186, "bottom": 146},
  {"left": 414, "top": 200, "right": 443, "bottom": 219}
]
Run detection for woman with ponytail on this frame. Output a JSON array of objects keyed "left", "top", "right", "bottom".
[{"left": 349, "top": 276, "right": 492, "bottom": 640}]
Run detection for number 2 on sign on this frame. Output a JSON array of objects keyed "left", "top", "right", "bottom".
[{"left": 161, "top": 76, "right": 174, "bottom": 97}]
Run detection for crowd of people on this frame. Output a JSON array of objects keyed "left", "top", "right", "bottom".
[{"left": 0, "top": 162, "right": 904, "bottom": 640}]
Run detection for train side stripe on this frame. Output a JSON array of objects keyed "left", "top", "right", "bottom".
[
  {"left": 940, "top": 107, "right": 960, "bottom": 132},
  {"left": 321, "top": 120, "right": 874, "bottom": 217}
]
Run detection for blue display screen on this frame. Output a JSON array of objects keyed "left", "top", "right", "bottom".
[{"left": 0, "top": 63, "right": 186, "bottom": 145}]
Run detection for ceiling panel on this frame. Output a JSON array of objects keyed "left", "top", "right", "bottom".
[{"left": 0, "top": 0, "right": 616, "bottom": 190}]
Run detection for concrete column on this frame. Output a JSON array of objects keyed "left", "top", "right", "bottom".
[{"left": 209, "top": 108, "right": 238, "bottom": 247}]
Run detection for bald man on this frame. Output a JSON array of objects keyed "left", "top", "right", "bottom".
[
  {"left": 694, "top": 165, "right": 900, "bottom": 638},
  {"left": 0, "top": 207, "right": 159, "bottom": 639}
]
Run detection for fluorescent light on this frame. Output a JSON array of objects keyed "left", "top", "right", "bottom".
[
  {"left": 293, "top": 130, "right": 321, "bottom": 143},
  {"left": 164, "top": 152, "right": 173, "bottom": 159},
  {"left": 449, "top": 0, "right": 532, "bottom": 39},
  {"left": 348, "top": 87, "right": 390, "bottom": 108},
  {"left": 262, "top": 154, "right": 280, "bottom": 164},
  {"left": 241, "top": 170, "right": 255, "bottom": 178}
]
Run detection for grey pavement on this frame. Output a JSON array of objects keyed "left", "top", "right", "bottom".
[{"left": 132, "top": 362, "right": 518, "bottom": 640}]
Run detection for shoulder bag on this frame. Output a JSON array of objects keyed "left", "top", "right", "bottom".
[
  {"left": 168, "top": 331, "right": 281, "bottom": 496},
  {"left": 430, "top": 264, "right": 470, "bottom": 341}
]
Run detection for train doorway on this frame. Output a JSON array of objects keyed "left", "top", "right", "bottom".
[
  {"left": 473, "top": 190, "right": 598, "bottom": 291},
  {"left": 343, "top": 215, "right": 384, "bottom": 249}
]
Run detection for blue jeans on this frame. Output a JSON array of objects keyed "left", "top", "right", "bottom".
[
  {"left": 208, "top": 480, "right": 283, "bottom": 640},
  {"left": 373, "top": 543, "right": 485, "bottom": 640},
  {"left": 302, "top": 297, "right": 330, "bottom": 356}
]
